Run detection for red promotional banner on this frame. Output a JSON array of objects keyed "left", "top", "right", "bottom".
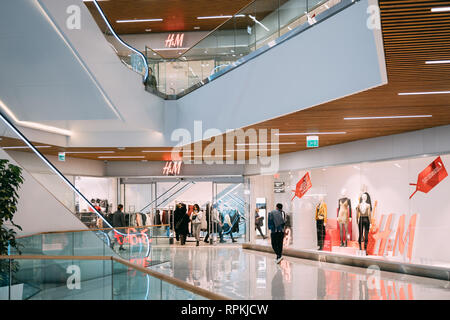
[
  {"left": 291, "top": 172, "right": 312, "bottom": 201},
  {"left": 410, "top": 156, "right": 448, "bottom": 199}
]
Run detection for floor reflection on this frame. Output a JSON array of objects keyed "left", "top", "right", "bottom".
[{"left": 148, "top": 245, "right": 450, "bottom": 300}]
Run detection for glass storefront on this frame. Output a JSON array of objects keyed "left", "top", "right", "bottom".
[
  {"left": 249, "top": 153, "right": 450, "bottom": 268},
  {"left": 73, "top": 177, "right": 250, "bottom": 244}
]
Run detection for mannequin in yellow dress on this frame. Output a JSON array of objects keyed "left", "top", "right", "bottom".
[{"left": 315, "top": 197, "right": 327, "bottom": 250}]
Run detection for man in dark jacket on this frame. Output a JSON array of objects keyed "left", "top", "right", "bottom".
[
  {"left": 112, "top": 204, "right": 126, "bottom": 251},
  {"left": 268, "top": 203, "right": 286, "bottom": 264}
]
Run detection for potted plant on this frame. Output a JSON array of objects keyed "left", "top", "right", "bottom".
[{"left": 0, "top": 159, "right": 24, "bottom": 299}]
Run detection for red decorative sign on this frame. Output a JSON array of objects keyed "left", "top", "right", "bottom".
[
  {"left": 165, "top": 33, "right": 184, "bottom": 48},
  {"left": 409, "top": 156, "right": 448, "bottom": 199},
  {"left": 163, "top": 161, "right": 182, "bottom": 176},
  {"left": 291, "top": 172, "right": 312, "bottom": 201}
]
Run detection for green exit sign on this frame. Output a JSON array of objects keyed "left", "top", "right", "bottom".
[
  {"left": 307, "top": 136, "right": 319, "bottom": 148},
  {"left": 58, "top": 152, "right": 66, "bottom": 162}
]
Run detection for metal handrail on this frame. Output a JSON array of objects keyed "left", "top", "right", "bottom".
[{"left": 91, "top": 0, "right": 149, "bottom": 83}]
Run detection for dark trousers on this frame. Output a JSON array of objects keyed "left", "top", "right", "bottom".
[
  {"left": 316, "top": 220, "right": 325, "bottom": 250},
  {"left": 271, "top": 232, "right": 284, "bottom": 259},
  {"left": 180, "top": 234, "right": 187, "bottom": 245},
  {"left": 256, "top": 224, "right": 265, "bottom": 238},
  {"left": 358, "top": 217, "right": 370, "bottom": 250}
]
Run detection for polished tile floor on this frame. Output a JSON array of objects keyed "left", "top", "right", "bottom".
[{"left": 149, "top": 244, "right": 450, "bottom": 300}]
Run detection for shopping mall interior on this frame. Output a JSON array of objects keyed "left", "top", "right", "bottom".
[{"left": 0, "top": 0, "right": 450, "bottom": 303}]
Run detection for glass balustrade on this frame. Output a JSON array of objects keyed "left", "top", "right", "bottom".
[
  {"left": 0, "top": 257, "right": 208, "bottom": 300},
  {"left": 0, "top": 116, "right": 169, "bottom": 261}
]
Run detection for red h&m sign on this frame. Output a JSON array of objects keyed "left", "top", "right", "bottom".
[
  {"left": 409, "top": 156, "right": 448, "bottom": 199},
  {"left": 163, "top": 161, "right": 182, "bottom": 176},
  {"left": 291, "top": 172, "right": 312, "bottom": 201},
  {"left": 165, "top": 34, "right": 184, "bottom": 48}
]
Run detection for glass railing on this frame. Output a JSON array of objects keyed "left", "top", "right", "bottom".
[
  {"left": 0, "top": 256, "right": 220, "bottom": 300},
  {"left": 0, "top": 113, "right": 153, "bottom": 260},
  {"left": 87, "top": 0, "right": 353, "bottom": 99},
  {"left": 90, "top": 0, "right": 149, "bottom": 84},
  {"left": 12, "top": 226, "right": 171, "bottom": 263},
  {"left": 142, "top": 0, "right": 347, "bottom": 98}
]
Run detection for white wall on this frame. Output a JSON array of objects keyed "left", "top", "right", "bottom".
[{"left": 0, "top": 149, "right": 88, "bottom": 236}]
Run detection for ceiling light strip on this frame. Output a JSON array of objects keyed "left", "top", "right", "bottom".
[
  {"left": 344, "top": 115, "right": 432, "bottom": 120},
  {"left": 398, "top": 91, "right": 450, "bottom": 95},
  {"left": 235, "top": 142, "right": 296, "bottom": 146},
  {"left": 431, "top": 7, "right": 450, "bottom": 12},
  {"left": 3, "top": 146, "right": 52, "bottom": 149},
  {"left": 64, "top": 151, "right": 115, "bottom": 154},
  {"left": 98, "top": 156, "right": 145, "bottom": 159},
  {"left": 197, "top": 14, "right": 246, "bottom": 19},
  {"left": 116, "top": 19, "right": 163, "bottom": 23},
  {"left": 276, "top": 132, "right": 346, "bottom": 136},
  {"left": 425, "top": 60, "right": 450, "bottom": 64}
]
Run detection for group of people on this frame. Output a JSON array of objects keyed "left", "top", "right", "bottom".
[{"left": 174, "top": 203, "right": 239, "bottom": 246}]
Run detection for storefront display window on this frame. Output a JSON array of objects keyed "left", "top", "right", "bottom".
[{"left": 250, "top": 154, "right": 450, "bottom": 268}]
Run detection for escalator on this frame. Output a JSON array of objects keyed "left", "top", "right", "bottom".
[{"left": 0, "top": 112, "right": 152, "bottom": 261}]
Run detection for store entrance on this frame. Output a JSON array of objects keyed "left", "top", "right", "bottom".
[{"left": 120, "top": 176, "right": 249, "bottom": 246}]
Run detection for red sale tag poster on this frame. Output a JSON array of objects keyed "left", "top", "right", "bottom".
[
  {"left": 291, "top": 172, "right": 312, "bottom": 201},
  {"left": 410, "top": 156, "right": 448, "bottom": 199}
]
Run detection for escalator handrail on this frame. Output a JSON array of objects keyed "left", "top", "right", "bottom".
[
  {"left": 91, "top": 0, "right": 149, "bottom": 83},
  {"left": 0, "top": 110, "right": 150, "bottom": 257}
]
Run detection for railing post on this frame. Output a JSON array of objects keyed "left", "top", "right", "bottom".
[
  {"left": 111, "top": 258, "right": 114, "bottom": 300},
  {"left": 8, "top": 259, "right": 11, "bottom": 300}
]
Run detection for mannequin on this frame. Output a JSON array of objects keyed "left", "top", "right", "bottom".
[
  {"left": 337, "top": 194, "right": 352, "bottom": 247},
  {"left": 356, "top": 192, "right": 372, "bottom": 253},
  {"left": 315, "top": 196, "right": 327, "bottom": 250}
]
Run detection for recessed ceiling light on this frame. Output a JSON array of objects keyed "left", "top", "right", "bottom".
[
  {"left": 226, "top": 149, "right": 280, "bottom": 152},
  {"left": 141, "top": 150, "right": 192, "bottom": 153},
  {"left": 3, "top": 145, "right": 51, "bottom": 149},
  {"left": 431, "top": 7, "right": 450, "bottom": 12},
  {"left": 64, "top": 151, "right": 115, "bottom": 154},
  {"left": 276, "top": 132, "right": 346, "bottom": 136},
  {"left": 398, "top": 91, "right": 450, "bottom": 95},
  {"left": 116, "top": 19, "right": 163, "bottom": 23},
  {"left": 182, "top": 155, "right": 231, "bottom": 158},
  {"left": 98, "top": 156, "right": 145, "bottom": 159},
  {"left": 197, "top": 14, "right": 246, "bottom": 19},
  {"left": 425, "top": 60, "right": 450, "bottom": 64},
  {"left": 344, "top": 115, "right": 432, "bottom": 120},
  {"left": 235, "top": 142, "right": 296, "bottom": 146}
]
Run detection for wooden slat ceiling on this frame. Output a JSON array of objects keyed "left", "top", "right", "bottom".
[
  {"left": 84, "top": 0, "right": 278, "bottom": 34},
  {"left": 5, "top": 0, "right": 450, "bottom": 162}
]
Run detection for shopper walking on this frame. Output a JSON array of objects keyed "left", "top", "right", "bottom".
[
  {"left": 174, "top": 203, "right": 183, "bottom": 242},
  {"left": 191, "top": 204, "right": 203, "bottom": 246},
  {"left": 268, "top": 203, "right": 286, "bottom": 263},
  {"left": 176, "top": 203, "right": 190, "bottom": 245},
  {"left": 255, "top": 208, "right": 266, "bottom": 239},
  {"left": 112, "top": 204, "right": 126, "bottom": 251},
  {"left": 146, "top": 67, "right": 158, "bottom": 91}
]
